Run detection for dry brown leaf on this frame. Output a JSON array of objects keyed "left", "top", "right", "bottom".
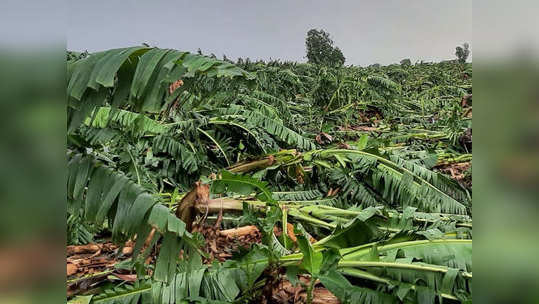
[
  {"left": 327, "top": 188, "right": 334, "bottom": 197},
  {"left": 286, "top": 223, "right": 298, "bottom": 242},
  {"left": 315, "top": 132, "right": 333, "bottom": 145},
  {"left": 122, "top": 247, "right": 133, "bottom": 255},
  {"left": 168, "top": 79, "right": 184, "bottom": 94},
  {"left": 220, "top": 225, "right": 259, "bottom": 237},
  {"left": 67, "top": 263, "right": 77, "bottom": 276},
  {"left": 67, "top": 244, "right": 100, "bottom": 255},
  {"left": 209, "top": 239, "right": 218, "bottom": 253},
  {"left": 113, "top": 273, "right": 137, "bottom": 282},
  {"left": 337, "top": 142, "right": 351, "bottom": 149}
]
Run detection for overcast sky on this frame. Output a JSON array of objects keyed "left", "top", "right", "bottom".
[{"left": 67, "top": 0, "right": 472, "bottom": 66}]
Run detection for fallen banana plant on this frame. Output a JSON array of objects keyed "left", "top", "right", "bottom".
[{"left": 151, "top": 170, "right": 472, "bottom": 303}]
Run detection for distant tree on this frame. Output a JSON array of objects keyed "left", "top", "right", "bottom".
[
  {"left": 455, "top": 43, "right": 470, "bottom": 63},
  {"left": 331, "top": 47, "right": 346, "bottom": 66},
  {"left": 305, "top": 29, "right": 345, "bottom": 67},
  {"left": 400, "top": 58, "right": 412, "bottom": 66},
  {"left": 369, "top": 63, "right": 381, "bottom": 68}
]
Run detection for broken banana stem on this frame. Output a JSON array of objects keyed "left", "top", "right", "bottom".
[
  {"left": 220, "top": 225, "right": 259, "bottom": 237},
  {"left": 195, "top": 198, "right": 264, "bottom": 214},
  {"left": 194, "top": 199, "right": 336, "bottom": 230},
  {"left": 226, "top": 150, "right": 300, "bottom": 174}
]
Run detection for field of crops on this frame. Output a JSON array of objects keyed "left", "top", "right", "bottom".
[{"left": 67, "top": 47, "right": 472, "bottom": 303}]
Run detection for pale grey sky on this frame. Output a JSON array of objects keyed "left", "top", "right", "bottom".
[{"left": 67, "top": 0, "right": 472, "bottom": 66}]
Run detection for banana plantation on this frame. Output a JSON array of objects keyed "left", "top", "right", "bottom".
[{"left": 67, "top": 47, "right": 472, "bottom": 304}]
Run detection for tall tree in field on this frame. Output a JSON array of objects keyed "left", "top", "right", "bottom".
[
  {"left": 305, "top": 29, "right": 345, "bottom": 67},
  {"left": 455, "top": 42, "right": 471, "bottom": 63}
]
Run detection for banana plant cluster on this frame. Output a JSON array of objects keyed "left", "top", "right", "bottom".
[
  {"left": 66, "top": 46, "right": 472, "bottom": 304},
  {"left": 153, "top": 171, "right": 472, "bottom": 303}
]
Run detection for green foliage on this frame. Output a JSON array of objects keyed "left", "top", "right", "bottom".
[
  {"left": 67, "top": 213, "right": 97, "bottom": 245},
  {"left": 305, "top": 29, "right": 345, "bottom": 67},
  {"left": 67, "top": 153, "right": 194, "bottom": 285},
  {"left": 315, "top": 208, "right": 382, "bottom": 249},
  {"left": 67, "top": 47, "right": 252, "bottom": 133},
  {"left": 296, "top": 224, "right": 324, "bottom": 276},
  {"left": 212, "top": 170, "right": 276, "bottom": 203},
  {"left": 278, "top": 208, "right": 472, "bottom": 303},
  {"left": 90, "top": 280, "right": 152, "bottom": 304},
  {"left": 66, "top": 45, "right": 472, "bottom": 304},
  {"left": 303, "top": 149, "right": 470, "bottom": 214}
]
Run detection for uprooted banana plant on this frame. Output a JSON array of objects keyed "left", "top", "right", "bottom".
[{"left": 216, "top": 144, "right": 470, "bottom": 215}]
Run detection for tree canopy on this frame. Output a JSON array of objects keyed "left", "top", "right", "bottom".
[
  {"left": 455, "top": 42, "right": 471, "bottom": 63},
  {"left": 305, "top": 29, "right": 345, "bottom": 67}
]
